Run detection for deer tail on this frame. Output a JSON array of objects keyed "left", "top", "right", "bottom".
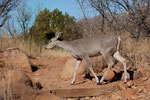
[{"left": 117, "top": 37, "right": 121, "bottom": 51}]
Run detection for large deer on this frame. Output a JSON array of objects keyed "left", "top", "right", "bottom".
[{"left": 45, "top": 31, "right": 127, "bottom": 85}]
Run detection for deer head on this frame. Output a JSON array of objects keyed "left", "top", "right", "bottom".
[{"left": 45, "top": 31, "right": 62, "bottom": 49}]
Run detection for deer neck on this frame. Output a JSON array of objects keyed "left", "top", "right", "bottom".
[{"left": 56, "top": 41, "right": 72, "bottom": 52}]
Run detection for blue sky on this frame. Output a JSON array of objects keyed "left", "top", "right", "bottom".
[{"left": 27, "top": 0, "right": 84, "bottom": 20}]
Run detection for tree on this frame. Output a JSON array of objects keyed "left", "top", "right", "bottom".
[
  {"left": 16, "top": 3, "right": 32, "bottom": 40},
  {"left": 77, "top": 0, "right": 150, "bottom": 38},
  {"left": 0, "top": 0, "right": 21, "bottom": 27},
  {"left": 29, "top": 8, "right": 77, "bottom": 46},
  {"left": 5, "top": 18, "right": 17, "bottom": 38},
  {"left": 29, "top": 8, "right": 51, "bottom": 46}
]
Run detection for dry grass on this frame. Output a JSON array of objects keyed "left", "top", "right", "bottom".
[
  {"left": 120, "top": 32, "right": 150, "bottom": 68},
  {"left": 0, "top": 37, "right": 71, "bottom": 58}
]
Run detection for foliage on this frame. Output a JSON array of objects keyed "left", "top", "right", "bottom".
[{"left": 29, "top": 8, "right": 78, "bottom": 46}]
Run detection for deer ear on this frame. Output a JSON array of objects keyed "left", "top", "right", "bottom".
[
  {"left": 55, "top": 31, "right": 62, "bottom": 39},
  {"left": 59, "top": 32, "right": 63, "bottom": 34}
]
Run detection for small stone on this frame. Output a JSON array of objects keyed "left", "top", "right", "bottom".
[
  {"left": 67, "top": 98, "right": 74, "bottom": 100},
  {"left": 103, "top": 68, "right": 115, "bottom": 81},
  {"left": 142, "top": 77, "right": 148, "bottom": 81},
  {"left": 84, "top": 97, "right": 90, "bottom": 99},
  {"left": 121, "top": 72, "right": 130, "bottom": 81},
  {"left": 138, "top": 88, "right": 144, "bottom": 93},
  {"left": 131, "top": 85, "right": 138, "bottom": 89},
  {"left": 75, "top": 76, "right": 86, "bottom": 84},
  {"left": 125, "top": 81, "right": 134, "bottom": 88}
]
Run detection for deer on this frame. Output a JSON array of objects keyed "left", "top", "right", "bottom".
[{"left": 45, "top": 31, "right": 127, "bottom": 85}]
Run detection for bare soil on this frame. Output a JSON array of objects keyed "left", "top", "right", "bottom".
[{"left": 29, "top": 57, "right": 150, "bottom": 100}]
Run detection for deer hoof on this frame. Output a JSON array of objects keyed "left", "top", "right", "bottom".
[
  {"left": 97, "top": 82, "right": 102, "bottom": 85},
  {"left": 70, "top": 82, "right": 75, "bottom": 85},
  {"left": 124, "top": 81, "right": 127, "bottom": 84}
]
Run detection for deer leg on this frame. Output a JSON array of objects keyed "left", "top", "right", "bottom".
[
  {"left": 100, "top": 57, "right": 114, "bottom": 84},
  {"left": 71, "top": 59, "right": 82, "bottom": 85},
  {"left": 99, "top": 51, "right": 114, "bottom": 85},
  {"left": 84, "top": 56, "right": 99, "bottom": 84},
  {"left": 113, "top": 51, "right": 127, "bottom": 83}
]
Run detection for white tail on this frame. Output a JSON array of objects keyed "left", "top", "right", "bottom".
[{"left": 117, "top": 37, "right": 121, "bottom": 51}]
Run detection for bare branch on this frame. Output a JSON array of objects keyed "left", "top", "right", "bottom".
[{"left": 0, "top": 0, "right": 21, "bottom": 27}]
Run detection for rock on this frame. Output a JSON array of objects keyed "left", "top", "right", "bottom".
[
  {"left": 0, "top": 70, "right": 36, "bottom": 100},
  {"left": 125, "top": 80, "right": 134, "bottom": 88},
  {"left": 121, "top": 72, "right": 130, "bottom": 81},
  {"left": 138, "top": 87, "right": 144, "bottom": 93},
  {"left": 113, "top": 65, "right": 122, "bottom": 73},
  {"left": 61, "top": 56, "right": 106, "bottom": 80},
  {"left": 103, "top": 68, "right": 115, "bottom": 81},
  {"left": 3, "top": 70, "right": 33, "bottom": 86},
  {"left": 2, "top": 48, "right": 32, "bottom": 72},
  {"left": 35, "top": 93, "right": 60, "bottom": 100},
  {"left": 84, "top": 56, "right": 107, "bottom": 74},
  {"left": 84, "top": 97, "right": 91, "bottom": 99},
  {"left": 61, "top": 57, "right": 83, "bottom": 80},
  {"left": 0, "top": 69, "right": 59, "bottom": 100},
  {"left": 142, "top": 77, "right": 148, "bottom": 82},
  {"left": 74, "top": 76, "right": 86, "bottom": 84}
]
